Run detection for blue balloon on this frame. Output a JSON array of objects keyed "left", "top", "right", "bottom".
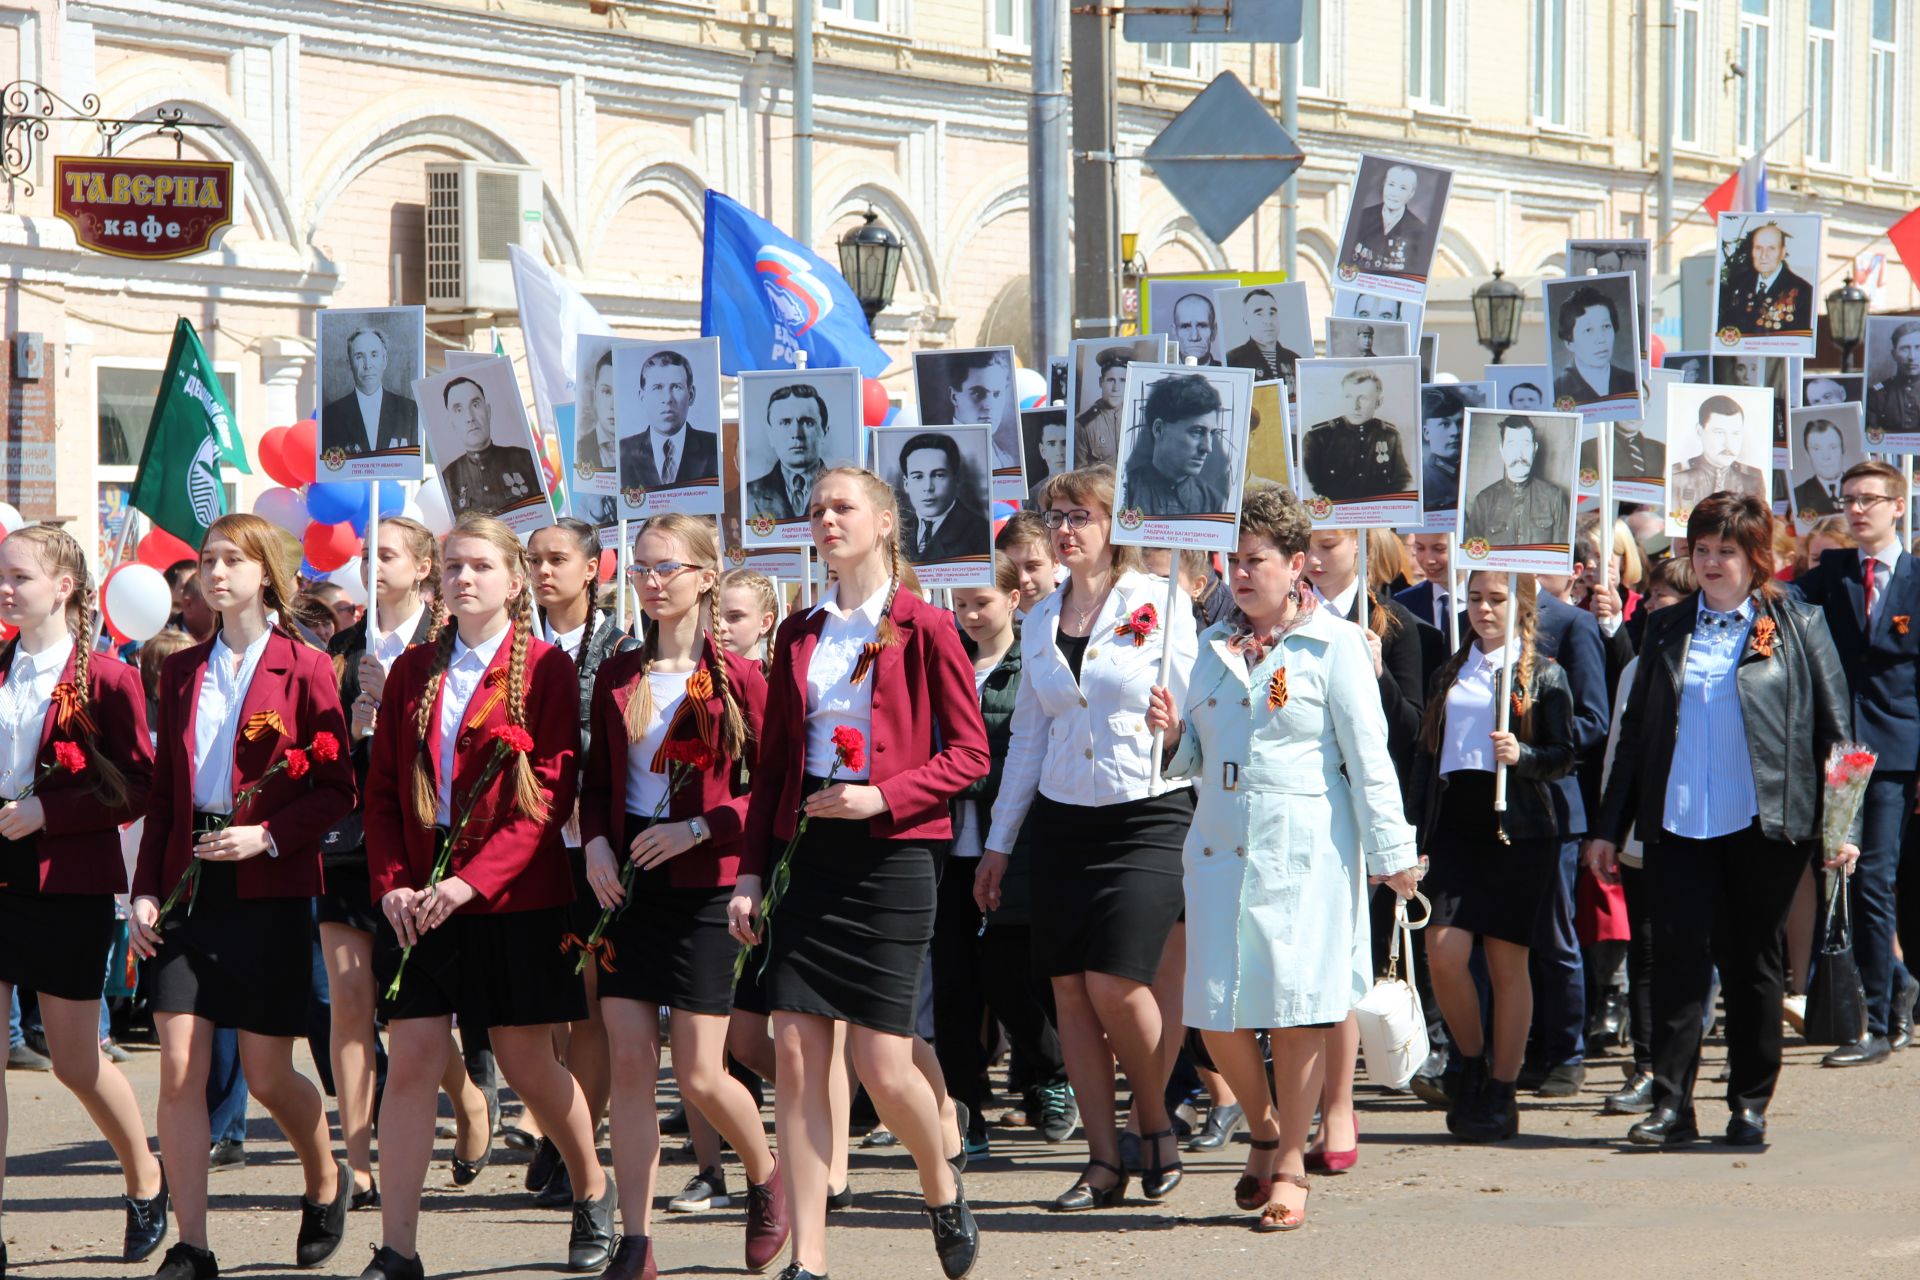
[
  {"left": 377, "top": 480, "right": 406, "bottom": 519},
  {"left": 306, "top": 480, "right": 368, "bottom": 527}
]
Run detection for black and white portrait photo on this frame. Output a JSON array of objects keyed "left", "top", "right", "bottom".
[
  {"left": 1664, "top": 382, "right": 1774, "bottom": 531},
  {"left": 719, "top": 418, "right": 808, "bottom": 579},
  {"left": 1544, "top": 273, "right": 1643, "bottom": 420},
  {"left": 1803, "top": 373, "right": 1864, "bottom": 408},
  {"left": 1325, "top": 316, "right": 1410, "bottom": 359},
  {"left": 1567, "top": 238, "right": 1652, "bottom": 352},
  {"left": 318, "top": 306, "right": 426, "bottom": 481},
  {"left": 1144, "top": 278, "right": 1232, "bottom": 365},
  {"left": 414, "top": 356, "right": 554, "bottom": 537},
  {"left": 1486, "top": 363, "right": 1551, "bottom": 412},
  {"left": 1418, "top": 381, "right": 1490, "bottom": 525},
  {"left": 1066, "top": 335, "right": 1165, "bottom": 469},
  {"left": 1110, "top": 362, "right": 1253, "bottom": 552},
  {"left": 912, "top": 346, "right": 1023, "bottom": 490},
  {"left": 1294, "top": 355, "right": 1422, "bottom": 528},
  {"left": 1217, "top": 282, "right": 1311, "bottom": 387},
  {"left": 1663, "top": 350, "right": 1711, "bottom": 385},
  {"left": 1020, "top": 406, "right": 1070, "bottom": 509},
  {"left": 874, "top": 425, "right": 995, "bottom": 587},
  {"left": 1713, "top": 212, "right": 1823, "bottom": 356},
  {"left": 1578, "top": 421, "right": 1667, "bottom": 490},
  {"left": 1334, "top": 153, "right": 1453, "bottom": 302},
  {"left": 1245, "top": 380, "right": 1291, "bottom": 490},
  {"left": 1331, "top": 289, "right": 1425, "bottom": 344},
  {"left": 1787, "top": 403, "right": 1866, "bottom": 532},
  {"left": 573, "top": 337, "right": 645, "bottom": 497},
  {"left": 614, "top": 338, "right": 724, "bottom": 518},
  {"left": 1456, "top": 409, "right": 1580, "bottom": 573},
  {"left": 1711, "top": 352, "right": 1795, "bottom": 460},
  {"left": 1864, "top": 315, "right": 1920, "bottom": 449},
  {"left": 738, "top": 366, "right": 862, "bottom": 546}
]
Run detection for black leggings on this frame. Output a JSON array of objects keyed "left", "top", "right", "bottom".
[{"left": 1619, "top": 862, "right": 1654, "bottom": 1075}]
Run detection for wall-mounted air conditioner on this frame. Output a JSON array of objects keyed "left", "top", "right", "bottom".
[{"left": 424, "top": 161, "right": 543, "bottom": 313}]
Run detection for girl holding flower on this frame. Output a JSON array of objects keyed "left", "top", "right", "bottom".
[
  {"left": 0, "top": 526, "right": 164, "bottom": 1275},
  {"left": 577, "top": 514, "right": 776, "bottom": 1280},
  {"left": 129, "top": 513, "right": 357, "bottom": 1280},
  {"left": 728, "top": 467, "right": 989, "bottom": 1280},
  {"left": 361, "top": 513, "right": 612, "bottom": 1280}
]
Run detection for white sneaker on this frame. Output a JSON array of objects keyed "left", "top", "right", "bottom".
[{"left": 668, "top": 1167, "right": 731, "bottom": 1212}]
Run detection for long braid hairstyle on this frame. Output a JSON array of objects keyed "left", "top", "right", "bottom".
[
  {"left": 621, "top": 514, "right": 749, "bottom": 761},
  {"left": 4, "top": 526, "right": 129, "bottom": 809},
  {"left": 1417, "top": 572, "right": 1541, "bottom": 755},
  {"left": 811, "top": 466, "right": 906, "bottom": 647},
  {"left": 380, "top": 516, "right": 448, "bottom": 643}
]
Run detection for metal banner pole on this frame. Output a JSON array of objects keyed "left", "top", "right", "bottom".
[
  {"left": 1355, "top": 529, "right": 1370, "bottom": 632},
  {"left": 364, "top": 484, "right": 382, "bottom": 652},
  {"left": 1445, "top": 534, "right": 1459, "bottom": 653},
  {"left": 1906, "top": 457, "right": 1915, "bottom": 549},
  {"left": 1493, "top": 572, "right": 1518, "bottom": 816},
  {"left": 1149, "top": 561, "right": 1181, "bottom": 789},
  {"left": 616, "top": 518, "right": 630, "bottom": 632}
]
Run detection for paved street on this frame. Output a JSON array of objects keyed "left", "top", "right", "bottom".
[{"left": 5, "top": 1036, "right": 1919, "bottom": 1280}]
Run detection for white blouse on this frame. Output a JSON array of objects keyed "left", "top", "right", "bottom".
[
  {"left": 1440, "top": 644, "right": 1506, "bottom": 775},
  {"left": 434, "top": 627, "right": 511, "bottom": 825},
  {"left": 803, "top": 584, "right": 884, "bottom": 781},
  {"left": 0, "top": 635, "right": 73, "bottom": 801},
  {"left": 624, "top": 669, "right": 691, "bottom": 814},
  {"left": 191, "top": 627, "right": 273, "bottom": 814}
]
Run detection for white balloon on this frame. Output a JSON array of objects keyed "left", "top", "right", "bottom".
[
  {"left": 0, "top": 502, "right": 23, "bottom": 535},
  {"left": 253, "top": 486, "right": 309, "bottom": 535},
  {"left": 414, "top": 480, "right": 454, "bottom": 536},
  {"left": 1014, "top": 365, "right": 1048, "bottom": 405},
  {"left": 399, "top": 499, "right": 426, "bottom": 525},
  {"left": 327, "top": 559, "right": 369, "bottom": 606},
  {"left": 103, "top": 564, "right": 172, "bottom": 644}
]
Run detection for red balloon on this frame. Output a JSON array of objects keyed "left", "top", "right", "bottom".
[
  {"left": 1648, "top": 334, "right": 1667, "bottom": 367},
  {"left": 598, "top": 548, "right": 617, "bottom": 584},
  {"left": 862, "top": 377, "right": 890, "bottom": 428},
  {"left": 258, "top": 425, "right": 296, "bottom": 488},
  {"left": 136, "top": 525, "right": 198, "bottom": 570},
  {"left": 302, "top": 520, "right": 358, "bottom": 571},
  {"left": 284, "top": 418, "right": 319, "bottom": 486}
]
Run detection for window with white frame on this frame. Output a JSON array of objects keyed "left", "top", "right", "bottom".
[
  {"left": 1301, "top": 0, "right": 1326, "bottom": 91},
  {"left": 1408, "top": 0, "right": 1449, "bottom": 109},
  {"left": 1143, "top": 41, "right": 1196, "bottom": 73},
  {"left": 96, "top": 360, "right": 241, "bottom": 560},
  {"left": 1806, "top": 0, "right": 1837, "bottom": 165},
  {"left": 1871, "top": 0, "right": 1899, "bottom": 174},
  {"left": 990, "top": 0, "right": 1029, "bottom": 48},
  {"left": 1736, "top": 0, "right": 1771, "bottom": 152},
  {"left": 1674, "top": 0, "right": 1703, "bottom": 146},
  {"left": 1533, "top": 0, "right": 1569, "bottom": 125},
  {"left": 820, "top": 0, "right": 883, "bottom": 26}
]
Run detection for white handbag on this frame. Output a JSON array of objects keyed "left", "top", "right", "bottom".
[{"left": 1355, "top": 891, "right": 1432, "bottom": 1090}]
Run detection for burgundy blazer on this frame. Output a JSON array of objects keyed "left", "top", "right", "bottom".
[
  {"left": 579, "top": 637, "right": 768, "bottom": 889},
  {"left": 364, "top": 633, "right": 579, "bottom": 914},
  {"left": 2, "top": 645, "right": 153, "bottom": 895},
  {"left": 132, "top": 627, "right": 356, "bottom": 902},
  {"left": 741, "top": 588, "right": 989, "bottom": 879}
]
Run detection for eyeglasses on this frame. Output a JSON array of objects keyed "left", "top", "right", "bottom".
[
  {"left": 1041, "top": 509, "right": 1098, "bottom": 531},
  {"left": 1840, "top": 494, "right": 1896, "bottom": 511},
  {"left": 629, "top": 561, "right": 693, "bottom": 584}
]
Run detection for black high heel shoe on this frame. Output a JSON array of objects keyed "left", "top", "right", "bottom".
[
  {"left": 1050, "top": 1158, "right": 1128, "bottom": 1212},
  {"left": 1140, "top": 1128, "right": 1183, "bottom": 1200}
]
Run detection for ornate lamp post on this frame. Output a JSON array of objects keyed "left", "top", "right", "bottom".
[
  {"left": 837, "top": 208, "right": 903, "bottom": 327},
  {"left": 1472, "top": 266, "right": 1526, "bottom": 365}
]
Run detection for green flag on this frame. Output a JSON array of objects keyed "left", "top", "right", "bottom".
[{"left": 128, "top": 319, "right": 242, "bottom": 547}]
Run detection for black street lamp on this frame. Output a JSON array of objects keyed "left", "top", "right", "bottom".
[
  {"left": 1473, "top": 266, "right": 1526, "bottom": 365},
  {"left": 1825, "top": 281, "right": 1869, "bottom": 372},
  {"left": 838, "top": 208, "right": 903, "bottom": 327}
]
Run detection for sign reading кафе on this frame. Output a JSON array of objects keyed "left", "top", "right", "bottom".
[{"left": 52, "top": 156, "right": 234, "bottom": 260}]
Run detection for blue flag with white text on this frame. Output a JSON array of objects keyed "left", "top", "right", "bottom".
[{"left": 700, "top": 190, "right": 890, "bottom": 379}]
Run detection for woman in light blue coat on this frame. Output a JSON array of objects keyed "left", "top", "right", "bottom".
[{"left": 1148, "top": 486, "right": 1416, "bottom": 1233}]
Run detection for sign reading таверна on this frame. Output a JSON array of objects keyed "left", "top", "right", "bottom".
[{"left": 53, "top": 156, "right": 234, "bottom": 260}]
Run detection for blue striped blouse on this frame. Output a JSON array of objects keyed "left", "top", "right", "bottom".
[{"left": 1662, "top": 597, "right": 1759, "bottom": 840}]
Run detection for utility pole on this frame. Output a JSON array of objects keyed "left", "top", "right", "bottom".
[
  {"left": 1030, "top": 0, "right": 1071, "bottom": 363},
  {"left": 794, "top": 0, "right": 814, "bottom": 247},
  {"left": 1657, "top": 0, "right": 1674, "bottom": 274},
  {"left": 1070, "top": 2, "right": 1119, "bottom": 339},
  {"left": 1281, "top": 39, "right": 1298, "bottom": 281}
]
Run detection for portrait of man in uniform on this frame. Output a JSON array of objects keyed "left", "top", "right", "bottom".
[
  {"left": 1076, "top": 346, "right": 1131, "bottom": 467},
  {"left": 436, "top": 377, "right": 542, "bottom": 518},
  {"left": 619, "top": 349, "right": 721, "bottom": 492},
  {"left": 1714, "top": 214, "right": 1821, "bottom": 351},
  {"left": 1463, "top": 415, "right": 1573, "bottom": 547},
  {"left": 1421, "top": 385, "right": 1466, "bottom": 519},
  {"left": 892, "top": 431, "right": 992, "bottom": 565},
  {"left": 1669, "top": 391, "right": 1770, "bottom": 512},
  {"left": 1300, "top": 368, "right": 1414, "bottom": 500},
  {"left": 1022, "top": 407, "right": 1070, "bottom": 508},
  {"left": 1866, "top": 317, "right": 1920, "bottom": 438},
  {"left": 1224, "top": 288, "right": 1299, "bottom": 383},
  {"left": 1335, "top": 154, "right": 1452, "bottom": 294},
  {"left": 1118, "top": 372, "right": 1230, "bottom": 518}
]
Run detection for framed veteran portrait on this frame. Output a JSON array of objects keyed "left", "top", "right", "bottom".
[
  {"left": 1863, "top": 315, "right": 1920, "bottom": 453},
  {"left": 613, "top": 338, "right": 725, "bottom": 518},
  {"left": 1787, "top": 402, "right": 1866, "bottom": 533},
  {"left": 1331, "top": 289, "right": 1425, "bottom": 344},
  {"left": 317, "top": 306, "right": 426, "bottom": 481},
  {"left": 1802, "top": 372, "right": 1863, "bottom": 408},
  {"left": 1217, "top": 282, "right": 1311, "bottom": 389},
  {"left": 1020, "top": 406, "right": 1071, "bottom": 510},
  {"left": 1110, "top": 362, "right": 1254, "bottom": 553},
  {"left": 1294, "top": 356, "right": 1423, "bottom": 528},
  {"left": 1544, "top": 273, "right": 1644, "bottom": 420},
  {"left": 1664, "top": 382, "right": 1775, "bottom": 534},
  {"left": 573, "top": 337, "right": 648, "bottom": 499},
  {"left": 1417, "top": 381, "right": 1490, "bottom": 527},
  {"left": 1066, "top": 335, "right": 1166, "bottom": 468},
  {"left": 1712, "top": 212, "right": 1823, "bottom": 356},
  {"left": 414, "top": 356, "right": 554, "bottom": 537},
  {"left": 719, "top": 418, "right": 808, "bottom": 580},
  {"left": 737, "top": 367, "right": 863, "bottom": 547},
  {"left": 875, "top": 424, "right": 996, "bottom": 587},
  {"left": 1486, "top": 363, "right": 1552, "bottom": 412},
  {"left": 1567, "top": 238, "right": 1653, "bottom": 352},
  {"left": 1144, "top": 278, "right": 1233, "bottom": 366},
  {"left": 1456, "top": 409, "right": 1580, "bottom": 574},
  {"left": 912, "top": 346, "right": 1025, "bottom": 499},
  {"left": 1245, "top": 380, "right": 1292, "bottom": 491},
  {"left": 1334, "top": 153, "right": 1453, "bottom": 302},
  {"left": 1325, "top": 316, "right": 1411, "bottom": 358}
]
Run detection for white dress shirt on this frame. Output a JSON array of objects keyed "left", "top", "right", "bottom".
[
  {"left": 804, "top": 584, "right": 885, "bottom": 780},
  {"left": 544, "top": 618, "right": 587, "bottom": 662},
  {"left": 371, "top": 603, "right": 427, "bottom": 674},
  {"left": 1318, "top": 578, "right": 1361, "bottom": 623},
  {"left": 624, "top": 670, "right": 690, "bottom": 814},
  {"left": 192, "top": 627, "right": 274, "bottom": 813},
  {"left": 435, "top": 626, "right": 511, "bottom": 825},
  {"left": 0, "top": 635, "right": 73, "bottom": 801},
  {"left": 1439, "top": 644, "right": 1504, "bottom": 775},
  {"left": 355, "top": 387, "right": 385, "bottom": 449}
]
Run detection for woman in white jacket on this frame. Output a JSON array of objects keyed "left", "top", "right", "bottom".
[
  {"left": 976, "top": 465, "right": 1198, "bottom": 1212},
  {"left": 1147, "top": 485, "right": 1417, "bottom": 1232}
]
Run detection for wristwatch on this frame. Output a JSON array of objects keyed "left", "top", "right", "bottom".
[{"left": 689, "top": 816, "right": 708, "bottom": 844}]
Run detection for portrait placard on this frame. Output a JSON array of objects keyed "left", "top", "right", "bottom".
[
  {"left": 1663, "top": 382, "right": 1775, "bottom": 534},
  {"left": 874, "top": 424, "right": 996, "bottom": 587},
  {"left": 1662, "top": 350, "right": 1711, "bottom": 386},
  {"left": 1863, "top": 315, "right": 1920, "bottom": 453},
  {"left": 1217, "top": 282, "right": 1310, "bottom": 388},
  {"left": 1802, "top": 372, "right": 1863, "bottom": 408},
  {"left": 1544, "top": 272, "right": 1643, "bottom": 420},
  {"left": 1334, "top": 153, "right": 1453, "bottom": 302},
  {"left": 414, "top": 356, "right": 554, "bottom": 537},
  {"left": 1610, "top": 367, "right": 1679, "bottom": 506},
  {"left": 573, "top": 337, "right": 649, "bottom": 497},
  {"left": 1331, "top": 289, "right": 1425, "bottom": 342},
  {"left": 720, "top": 418, "right": 809, "bottom": 579},
  {"left": 1143, "top": 278, "right": 1235, "bottom": 365},
  {"left": 613, "top": 337, "right": 724, "bottom": 518},
  {"left": 1787, "top": 402, "right": 1866, "bottom": 533},
  {"left": 1712, "top": 212, "right": 1823, "bottom": 356},
  {"left": 737, "top": 367, "right": 863, "bottom": 547},
  {"left": 1245, "top": 380, "right": 1291, "bottom": 490},
  {"left": 1020, "top": 406, "right": 1071, "bottom": 509},
  {"left": 1456, "top": 409, "right": 1580, "bottom": 574},
  {"left": 1711, "top": 353, "right": 1798, "bottom": 469},
  {"left": 912, "top": 346, "right": 1024, "bottom": 500},
  {"left": 1415, "top": 381, "right": 1490, "bottom": 529},
  {"left": 1567, "top": 238, "right": 1652, "bottom": 353},
  {"left": 1485, "top": 364, "right": 1552, "bottom": 412},
  {"left": 1325, "top": 316, "right": 1410, "bottom": 358},
  {"left": 1294, "top": 356, "right": 1422, "bottom": 529},
  {"left": 316, "top": 306, "right": 426, "bottom": 481},
  {"left": 555, "top": 403, "right": 619, "bottom": 533},
  {"left": 1066, "top": 335, "right": 1167, "bottom": 468},
  {"left": 1109, "top": 362, "right": 1254, "bottom": 552}
]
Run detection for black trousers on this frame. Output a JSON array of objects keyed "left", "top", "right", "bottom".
[
  {"left": 1618, "top": 863, "right": 1654, "bottom": 1075},
  {"left": 1647, "top": 825, "right": 1810, "bottom": 1117}
]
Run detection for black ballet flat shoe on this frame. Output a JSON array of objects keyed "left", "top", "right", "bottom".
[
  {"left": 927, "top": 1193, "right": 980, "bottom": 1280},
  {"left": 949, "top": 1100, "right": 971, "bottom": 1177},
  {"left": 600, "top": 1234, "right": 655, "bottom": 1280},
  {"left": 527, "top": 1135, "right": 562, "bottom": 1193},
  {"left": 153, "top": 1241, "right": 219, "bottom": 1279},
  {"left": 566, "top": 1173, "right": 617, "bottom": 1273},
  {"left": 538, "top": 1153, "right": 577, "bottom": 1208},
  {"left": 773, "top": 1266, "right": 827, "bottom": 1280},
  {"left": 1050, "top": 1159, "right": 1128, "bottom": 1212},
  {"left": 359, "top": 1244, "right": 425, "bottom": 1280},
  {"left": 451, "top": 1131, "right": 493, "bottom": 1187},
  {"left": 124, "top": 1167, "right": 170, "bottom": 1262},
  {"left": 1725, "top": 1108, "right": 1768, "bottom": 1147},
  {"left": 1139, "top": 1127, "right": 1183, "bottom": 1200},
  {"left": 294, "top": 1159, "right": 351, "bottom": 1268},
  {"left": 825, "top": 1183, "right": 854, "bottom": 1213},
  {"left": 1627, "top": 1106, "right": 1700, "bottom": 1147},
  {"left": 351, "top": 1177, "right": 381, "bottom": 1211}
]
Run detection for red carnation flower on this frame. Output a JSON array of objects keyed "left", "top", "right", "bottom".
[
  {"left": 493, "top": 725, "right": 536, "bottom": 753},
  {"left": 1844, "top": 751, "right": 1878, "bottom": 774},
  {"left": 284, "top": 748, "right": 311, "bottom": 781},
  {"left": 831, "top": 725, "right": 867, "bottom": 773},
  {"left": 52, "top": 741, "right": 87, "bottom": 774},
  {"left": 311, "top": 732, "right": 340, "bottom": 763},
  {"left": 662, "top": 739, "right": 718, "bottom": 772}
]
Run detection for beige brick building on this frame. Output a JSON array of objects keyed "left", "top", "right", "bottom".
[{"left": 1, "top": 0, "right": 1914, "bottom": 557}]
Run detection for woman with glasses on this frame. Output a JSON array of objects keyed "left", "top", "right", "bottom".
[
  {"left": 978, "top": 465, "right": 1199, "bottom": 1212},
  {"left": 1588, "top": 493, "right": 1856, "bottom": 1148}
]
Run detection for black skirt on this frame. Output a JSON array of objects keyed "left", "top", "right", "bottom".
[
  {"left": 375, "top": 904, "right": 586, "bottom": 1030},
  {"left": 563, "top": 845, "right": 599, "bottom": 939},
  {"left": 1422, "top": 770, "right": 1558, "bottom": 947},
  {"left": 315, "top": 855, "right": 382, "bottom": 936},
  {"left": 1028, "top": 790, "right": 1193, "bottom": 985},
  {"left": 592, "top": 814, "right": 739, "bottom": 1016},
  {"left": 762, "top": 815, "right": 936, "bottom": 1036},
  {"left": 147, "top": 818, "right": 313, "bottom": 1038},
  {"left": 0, "top": 835, "right": 117, "bottom": 1003}
]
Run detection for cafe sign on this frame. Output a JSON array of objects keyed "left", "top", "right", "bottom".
[{"left": 52, "top": 156, "right": 234, "bottom": 260}]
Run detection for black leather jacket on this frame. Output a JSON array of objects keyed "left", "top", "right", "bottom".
[
  {"left": 1410, "top": 655, "right": 1577, "bottom": 845},
  {"left": 1595, "top": 592, "right": 1850, "bottom": 849}
]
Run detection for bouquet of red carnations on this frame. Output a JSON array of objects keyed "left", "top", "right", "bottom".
[{"left": 1822, "top": 743, "right": 1878, "bottom": 861}]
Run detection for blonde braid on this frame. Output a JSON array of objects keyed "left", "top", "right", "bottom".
[
  {"left": 620, "top": 623, "right": 658, "bottom": 746},
  {"left": 409, "top": 626, "right": 459, "bottom": 825},
  {"left": 876, "top": 538, "right": 903, "bottom": 648},
  {"left": 506, "top": 586, "right": 548, "bottom": 821},
  {"left": 703, "top": 587, "right": 749, "bottom": 760},
  {"left": 425, "top": 599, "right": 448, "bottom": 645},
  {"left": 69, "top": 562, "right": 129, "bottom": 810}
]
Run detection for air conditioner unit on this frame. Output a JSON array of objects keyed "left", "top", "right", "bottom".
[{"left": 424, "top": 161, "right": 544, "bottom": 313}]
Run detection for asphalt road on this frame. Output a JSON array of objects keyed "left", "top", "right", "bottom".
[{"left": 4, "top": 1034, "right": 1919, "bottom": 1279}]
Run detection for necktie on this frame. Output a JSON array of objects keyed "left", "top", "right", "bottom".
[
  {"left": 1866, "top": 556, "right": 1878, "bottom": 623},
  {"left": 1829, "top": 482, "right": 1839, "bottom": 505},
  {"left": 919, "top": 520, "right": 932, "bottom": 558},
  {"left": 661, "top": 439, "right": 676, "bottom": 484},
  {"left": 790, "top": 474, "right": 809, "bottom": 519},
  {"left": 1435, "top": 591, "right": 1449, "bottom": 631}
]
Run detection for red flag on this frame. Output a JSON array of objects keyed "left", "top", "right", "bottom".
[
  {"left": 1702, "top": 170, "right": 1740, "bottom": 219},
  {"left": 1887, "top": 207, "right": 1920, "bottom": 285}
]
